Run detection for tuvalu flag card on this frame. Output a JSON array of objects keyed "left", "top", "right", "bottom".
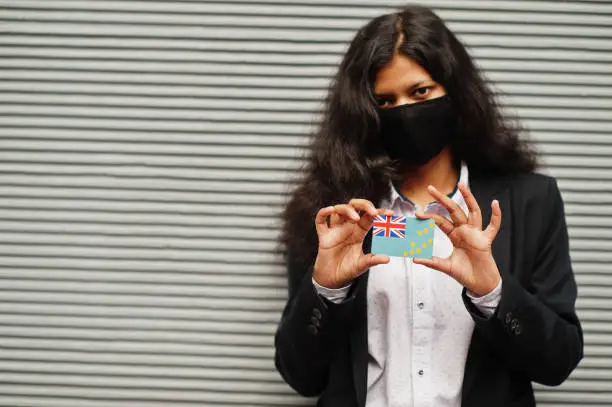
[{"left": 370, "top": 214, "right": 434, "bottom": 259}]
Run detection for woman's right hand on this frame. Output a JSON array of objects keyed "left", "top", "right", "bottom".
[{"left": 312, "top": 199, "right": 394, "bottom": 289}]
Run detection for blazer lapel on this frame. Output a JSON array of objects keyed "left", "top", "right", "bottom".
[
  {"left": 350, "top": 271, "right": 369, "bottom": 407},
  {"left": 350, "top": 229, "right": 372, "bottom": 407},
  {"left": 462, "top": 173, "right": 512, "bottom": 399},
  {"left": 470, "top": 173, "right": 511, "bottom": 280}
]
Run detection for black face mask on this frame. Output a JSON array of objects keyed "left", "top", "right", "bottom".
[{"left": 378, "top": 95, "right": 457, "bottom": 166}]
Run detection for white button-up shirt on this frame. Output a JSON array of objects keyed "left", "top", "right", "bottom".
[{"left": 314, "top": 163, "right": 502, "bottom": 407}]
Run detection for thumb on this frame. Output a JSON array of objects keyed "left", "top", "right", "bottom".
[
  {"left": 357, "top": 253, "right": 390, "bottom": 274},
  {"left": 413, "top": 256, "right": 453, "bottom": 276}
]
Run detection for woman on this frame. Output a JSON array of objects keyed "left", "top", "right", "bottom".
[{"left": 275, "top": 5, "right": 582, "bottom": 407}]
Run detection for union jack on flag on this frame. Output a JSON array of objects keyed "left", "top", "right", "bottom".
[{"left": 373, "top": 215, "right": 406, "bottom": 238}]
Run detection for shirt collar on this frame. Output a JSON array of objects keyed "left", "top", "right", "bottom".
[{"left": 388, "top": 161, "right": 469, "bottom": 208}]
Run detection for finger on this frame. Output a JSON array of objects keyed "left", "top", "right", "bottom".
[
  {"left": 333, "top": 204, "right": 360, "bottom": 223},
  {"left": 484, "top": 200, "right": 502, "bottom": 240},
  {"left": 349, "top": 198, "right": 378, "bottom": 218},
  {"left": 413, "top": 256, "right": 453, "bottom": 276},
  {"left": 315, "top": 206, "right": 334, "bottom": 235},
  {"left": 427, "top": 185, "right": 468, "bottom": 225},
  {"left": 416, "top": 210, "right": 454, "bottom": 236},
  {"left": 357, "top": 253, "right": 390, "bottom": 273},
  {"left": 329, "top": 213, "right": 342, "bottom": 227},
  {"left": 358, "top": 207, "right": 394, "bottom": 232},
  {"left": 458, "top": 182, "right": 482, "bottom": 229}
]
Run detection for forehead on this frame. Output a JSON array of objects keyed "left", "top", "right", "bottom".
[{"left": 374, "top": 52, "right": 432, "bottom": 93}]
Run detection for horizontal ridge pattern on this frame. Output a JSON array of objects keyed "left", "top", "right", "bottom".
[{"left": 0, "top": 1, "right": 610, "bottom": 406}]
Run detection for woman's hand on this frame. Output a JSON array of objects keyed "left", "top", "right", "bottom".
[
  {"left": 414, "top": 182, "right": 502, "bottom": 297},
  {"left": 313, "top": 199, "right": 393, "bottom": 289}
]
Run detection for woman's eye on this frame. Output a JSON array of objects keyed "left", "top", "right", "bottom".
[
  {"left": 377, "top": 98, "right": 392, "bottom": 108},
  {"left": 413, "top": 87, "right": 431, "bottom": 97}
]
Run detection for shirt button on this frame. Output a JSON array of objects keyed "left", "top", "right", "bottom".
[
  {"left": 418, "top": 369, "right": 424, "bottom": 376},
  {"left": 417, "top": 302, "right": 424, "bottom": 310}
]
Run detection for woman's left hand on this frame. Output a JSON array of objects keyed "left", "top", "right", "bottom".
[{"left": 414, "top": 182, "right": 501, "bottom": 297}]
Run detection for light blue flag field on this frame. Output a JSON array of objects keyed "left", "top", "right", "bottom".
[{"left": 370, "top": 214, "right": 434, "bottom": 259}]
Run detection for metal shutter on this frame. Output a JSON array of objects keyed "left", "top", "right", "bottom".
[{"left": 0, "top": 1, "right": 610, "bottom": 406}]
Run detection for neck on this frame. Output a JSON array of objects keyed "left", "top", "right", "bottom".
[{"left": 397, "top": 147, "right": 459, "bottom": 207}]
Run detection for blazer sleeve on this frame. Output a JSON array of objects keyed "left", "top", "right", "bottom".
[
  {"left": 274, "top": 257, "right": 358, "bottom": 396},
  {"left": 462, "top": 177, "right": 584, "bottom": 386}
]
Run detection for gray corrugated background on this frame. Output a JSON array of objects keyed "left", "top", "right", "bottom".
[{"left": 0, "top": 1, "right": 610, "bottom": 406}]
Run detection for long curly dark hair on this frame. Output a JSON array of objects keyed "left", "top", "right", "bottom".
[{"left": 280, "top": 5, "right": 538, "bottom": 281}]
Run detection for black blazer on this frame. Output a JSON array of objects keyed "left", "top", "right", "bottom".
[{"left": 275, "top": 171, "right": 583, "bottom": 407}]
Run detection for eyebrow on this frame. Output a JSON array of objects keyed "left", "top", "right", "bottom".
[{"left": 374, "top": 80, "right": 432, "bottom": 97}]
